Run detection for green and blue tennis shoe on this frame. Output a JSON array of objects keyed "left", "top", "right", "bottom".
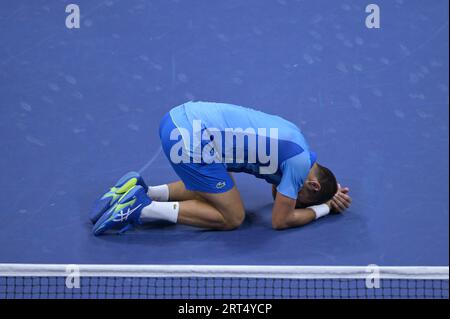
[
  {"left": 89, "top": 171, "right": 148, "bottom": 224},
  {"left": 93, "top": 185, "right": 152, "bottom": 236}
]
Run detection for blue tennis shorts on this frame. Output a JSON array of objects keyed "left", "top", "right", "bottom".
[{"left": 159, "top": 112, "right": 234, "bottom": 194}]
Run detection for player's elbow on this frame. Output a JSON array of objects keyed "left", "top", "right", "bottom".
[
  {"left": 272, "top": 203, "right": 294, "bottom": 230},
  {"left": 272, "top": 218, "right": 289, "bottom": 230}
]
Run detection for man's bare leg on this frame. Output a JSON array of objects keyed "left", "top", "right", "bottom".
[
  {"left": 142, "top": 176, "right": 245, "bottom": 230},
  {"left": 177, "top": 185, "right": 245, "bottom": 230},
  {"left": 167, "top": 176, "right": 237, "bottom": 201},
  {"left": 167, "top": 181, "right": 204, "bottom": 201}
]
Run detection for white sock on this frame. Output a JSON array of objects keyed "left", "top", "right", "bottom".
[
  {"left": 140, "top": 201, "right": 179, "bottom": 223},
  {"left": 147, "top": 184, "right": 169, "bottom": 202}
]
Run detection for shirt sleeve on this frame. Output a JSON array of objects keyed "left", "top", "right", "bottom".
[{"left": 276, "top": 152, "right": 312, "bottom": 200}]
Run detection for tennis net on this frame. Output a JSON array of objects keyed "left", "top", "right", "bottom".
[{"left": 0, "top": 264, "right": 448, "bottom": 299}]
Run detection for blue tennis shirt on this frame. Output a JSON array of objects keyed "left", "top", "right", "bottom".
[{"left": 169, "top": 101, "right": 316, "bottom": 199}]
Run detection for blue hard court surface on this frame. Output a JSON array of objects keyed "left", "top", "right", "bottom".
[{"left": 0, "top": 0, "right": 448, "bottom": 266}]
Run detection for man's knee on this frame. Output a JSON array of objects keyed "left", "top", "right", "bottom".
[
  {"left": 198, "top": 185, "right": 245, "bottom": 230},
  {"left": 221, "top": 209, "right": 245, "bottom": 230}
]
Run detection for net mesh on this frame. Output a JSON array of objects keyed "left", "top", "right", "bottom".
[{"left": 1, "top": 276, "right": 448, "bottom": 299}]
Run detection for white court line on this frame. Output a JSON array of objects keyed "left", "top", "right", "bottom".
[
  {"left": 0, "top": 264, "right": 448, "bottom": 280},
  {"left": 138, "top": 146, "right": 162, "bottom": 174}
]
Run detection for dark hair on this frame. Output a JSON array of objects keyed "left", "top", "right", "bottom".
[
  {"left": 272, "top": 164, "right": 338, "bottom": 208},
  {"left": 310, "top": 164, "right": 338, "bottom": 205}
]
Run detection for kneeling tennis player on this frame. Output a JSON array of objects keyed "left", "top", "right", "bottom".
[{"left": 91, "top": 101, "right": 352, "bottom": 235}]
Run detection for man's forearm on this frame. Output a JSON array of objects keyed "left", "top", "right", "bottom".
[{"left": 273, "top": 208, "right": 316, "bottom": 230}]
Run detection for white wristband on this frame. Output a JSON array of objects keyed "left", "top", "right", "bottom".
[{"left": 309, "top": 204, "right": 330, "bottom": 220}]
